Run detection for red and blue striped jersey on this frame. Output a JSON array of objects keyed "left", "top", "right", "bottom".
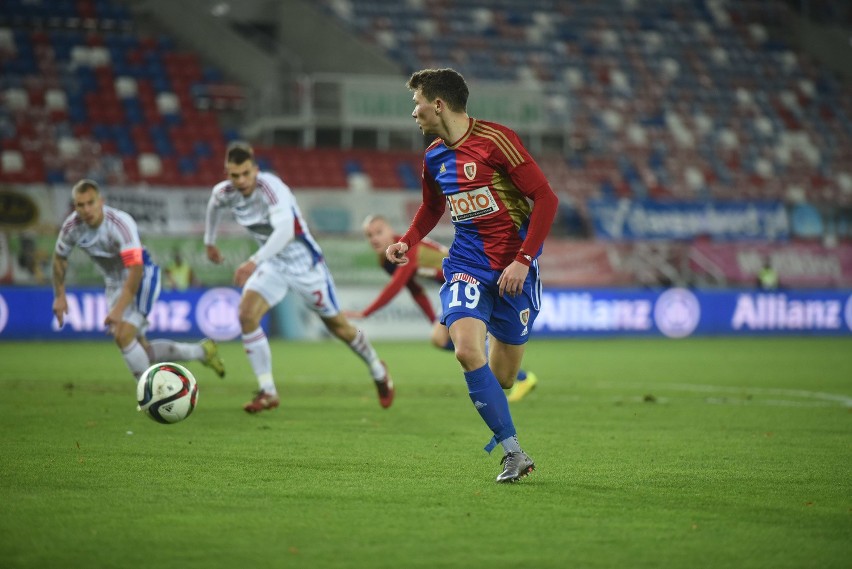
[{"left": 402, "top": 118, "right": 558, "bottom": 271}]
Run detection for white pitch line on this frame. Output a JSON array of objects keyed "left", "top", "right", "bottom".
[
  {"left": 593, "top": 381, "right": 852, "bottom": 408},
  {"left": 667, "top": 383, "right": 852, "bottom": 407}
]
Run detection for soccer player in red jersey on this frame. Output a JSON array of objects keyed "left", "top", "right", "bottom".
[
  {"left": 386, "top": 68, "right": 559, "bottom": 483},
  {"left": 347, "top": 214, "right": 539, "bottom": 402}
]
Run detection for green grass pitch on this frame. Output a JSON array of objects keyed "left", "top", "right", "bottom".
[{"left": 0, "top": 337, "right": 849, "bottom": 569}]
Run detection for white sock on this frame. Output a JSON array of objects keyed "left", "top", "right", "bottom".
[
  {"left": 258, "top": 372, "right": 276, "bottom": 396},
  {"left": 148, "top": 339, "right": 204, "bottom": 362},
  {"left": 242, "top": 327, "right": 276, "bottom": 392},
  {"left": 348, "top": 329, "right": 385, "bottom": 381},
  {"left": 122, "top": 339, "right": 150, "bottom": 379},
  {"left": 501, "top": 435, "right": 522, "bottom": 454}
]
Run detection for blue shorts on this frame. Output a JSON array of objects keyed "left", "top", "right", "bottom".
[{"left": 438, "top": 257, "right": 541, "bottom": 345}]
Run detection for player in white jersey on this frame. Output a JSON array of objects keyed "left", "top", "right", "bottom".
[
  {"left": 203, "top": 142, "right": 394, "bottom": 413},
  {"left": 52, "top": 179, "right": 226, "bottom": 382}
]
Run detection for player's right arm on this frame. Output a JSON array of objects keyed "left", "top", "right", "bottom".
[
  {"left": 52, "top": 215, "right": 78, "bottom": 327},
  {"left": 204, "top": 184, "right": 228, "bottom": 264},
  {"left": 388, "top": 172, "right": 445, "bottom": 265},
  {"left": 51, "top": 252, "right": 69, "bottom": 326},
  {"left": 360, "top": 255, "right": 420, "bottom": 318}
]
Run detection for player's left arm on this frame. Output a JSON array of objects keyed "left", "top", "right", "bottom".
[
  {"left": 105, "top": 248, "right": 144, "bottom": 333},
  {"left": 361, "top": 253, "right": 420, "bottom": 318},
  {"left": 495, "top": 135, "right": 559, "bottom": 297}
]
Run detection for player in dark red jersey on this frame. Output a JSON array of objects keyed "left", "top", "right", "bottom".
[
  {"left": 347, "top": 214, "right": 538, "bottom": 402},
  {"left": 386, "top": 68, "right": 559, "bottom": 483}
]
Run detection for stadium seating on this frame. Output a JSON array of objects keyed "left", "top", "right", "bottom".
[
  {"left": 0, "top": 0, "right": 241, "bottom": 187},
  {"left": 0, "top": 0, "right": 425, "bottom": 190},
  {"left": 1, "top": 0, "right": 850, "bottom": 210},
  {"left": 317, "top": 0, "right": 852, "bottom": 207}
]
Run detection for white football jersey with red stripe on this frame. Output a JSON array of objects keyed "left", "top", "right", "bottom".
[
  {"left": 205, "top": 171, "right": 324, "bottom": 273},
  {"left": 55, "top": 205, "right": 151, "bottom": 285}
]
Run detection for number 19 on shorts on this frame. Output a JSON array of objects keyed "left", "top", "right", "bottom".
[{"left": 448, "top": 281, "right": 480, "bottom": 308}]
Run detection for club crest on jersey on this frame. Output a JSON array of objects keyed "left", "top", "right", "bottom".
[
  {"left": 463, "top": 162, "right": 477, "bottom": 180},
  {"left": 447, "top": 186, "right": 498, "bottom": 222},
  {"left": 519, "top": 308, "right": 530, "bottom": 325}
]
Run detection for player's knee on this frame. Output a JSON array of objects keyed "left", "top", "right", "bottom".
[
  {"left": 431, "top": 327, "right": 452, "bottom": 351},
  {"left": 453, "top": 343, "right": 486, "bottom": 370},
  {"left": 237, "top": 307, "right": 260, "bottom": 331}
]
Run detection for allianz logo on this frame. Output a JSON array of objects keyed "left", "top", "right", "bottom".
[
  {"left": 534, "top": 293, "right": 652, "bottom": 331},
  {"left": 52, "top": 293, "right": 193, "bottom": 333},
  {"left": 732, "top": 293, "right": 845, "bottom": 330}
]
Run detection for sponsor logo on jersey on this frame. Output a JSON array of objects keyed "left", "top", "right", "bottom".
[
  {"left": 451, "top": 273, "right": 480, "bottom": 286},
  {"left": 447, "top": 186, "right": 498, "bottom": 222},
  {"left": 519, "top": 308, "right": 530, "bottom": 325},
  {"left": 439, "top": 163, "right": 446, "bottom": 173},
  {"left": 463, "top": 162, "right": 477, "bottom": 180}
]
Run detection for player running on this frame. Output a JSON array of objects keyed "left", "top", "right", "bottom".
[
  {"left": 386, "top": 68, "right": 559, "bottom": 482},
  {"left": 51, "top": 179, "right": 225, "bottom": 383},
  {"left": 204, "top": 141, "right": 394, "bottom": 413},
  {"left": 346, "top": 214, "right": 538, "bottom": 402}
]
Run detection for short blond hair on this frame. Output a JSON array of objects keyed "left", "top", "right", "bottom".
[
  {"left": 72, "top": 179, "right": 100, "bottom": 196},
  {"left": 361, "top": 214, "right": 390, "bottom": 230}
]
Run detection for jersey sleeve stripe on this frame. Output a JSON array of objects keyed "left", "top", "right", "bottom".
[
  {"left": 475, "top": 130, "right": 523, "bottom": 168},
  {"left": 473, "top": 123, "right": 524, "bottom": 165},
  {"left": 216, "top": 183, "right": 235, "bottom": 199},
  {"left": 472, "top": 123, "right": 524, "bottom": 167},
  {"left": 257, "top": 177, "right": 279, "bottom": 205},
  {"left": 105, "top": 211, "right": 132, "bottom": 242},
  {"left": 61, "top": 216, "right": 80, "bottom": 234}
]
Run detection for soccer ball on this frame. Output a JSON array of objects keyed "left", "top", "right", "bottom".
[{"left": 136, "top": 362, "right": 198, "bottom": 424}]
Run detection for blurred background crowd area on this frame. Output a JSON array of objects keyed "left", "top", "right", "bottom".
[{"left": 1, "top": 0, "right": 851, "bottom": 289}]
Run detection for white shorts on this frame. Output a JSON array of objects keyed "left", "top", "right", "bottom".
[
  {"left": 105, "top": 263, "right": 161, "bottom": 334},
  {"left": 244, "top": 258, "right": 340, "bottom": 318}
]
